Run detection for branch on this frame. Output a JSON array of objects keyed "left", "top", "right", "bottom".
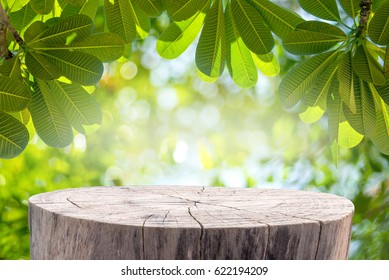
[
  {"left": 0, "top": 2, "right": 23, "bottom": 60},
  {"left": 355, "top": 0, "right": 372, "bottom": 38}
]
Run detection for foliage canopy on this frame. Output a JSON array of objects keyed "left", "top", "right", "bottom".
[{"left": 0, "top": 0, "right": 389, "bottom": 158}]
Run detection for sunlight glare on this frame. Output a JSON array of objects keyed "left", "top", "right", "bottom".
[{"left": 173, "top": 141, "right": 188, "bottom": 163}]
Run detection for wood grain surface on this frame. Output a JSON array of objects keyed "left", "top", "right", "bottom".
[{"left": 29, "top": 186, "right": 354, "bottom": 260}]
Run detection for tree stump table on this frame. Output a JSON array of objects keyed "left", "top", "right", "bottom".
[{"left": 29, "top": 186, "right": 354, "bottom": 260}]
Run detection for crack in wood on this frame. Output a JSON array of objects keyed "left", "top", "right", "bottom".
[
  {"left": 152, "top": 192, "right": 199, "bottom": 205},
  {"left": 197, "top": 186, "right": 205, "bottom": 195},
  {"left": 265, "top": 224, "right": 271, "bottom": 260},
  {"left": 203, "top": 208, "right": 227, "bottom": 224},
  {"left": 198, "top": 202, "right": 273, "bottom": 224},
  {"left": 141, "top": 214, "right": 153, "bottom": 260},
  {"left": 272, "top": 210, "right": 322, "bottom": 223},
  {"left": 162, "top": 210, "right": 170, "bottom": 226},
  {"left": 232, "top": 211, "right": 270, "bottom": 226},
  {"left": 187, "top": 207, "right": 204, "bottom": 260},
  {"left": 204, "top": 201, "right": 324, "bottom": 225},
  {"left": 314, "top": 221, "right": 323, "bottom": 260},
  {"left": 66, "top": 198, "right": 83, "bottom": 209}
]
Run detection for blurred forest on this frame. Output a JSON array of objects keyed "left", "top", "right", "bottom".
[{"left": 1, "top": 0, "right": 389, "bottom": 259}]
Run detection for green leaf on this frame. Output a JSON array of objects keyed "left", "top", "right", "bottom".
[
  {"left": 338, "top": 0, "right": 360, "bottom": 18},
  {"left": 385, "top": 45, "right": 389, "bottom": 79},
  {"left": 344, "top": 79, "right": 376, "bottom": 136},
  {"left": 157, "top": 9, "right": 206, "bottom": 59},
  {"left": 62, "top": 0, "right": 86, "bottom": 6},
  {"left": 305, "top": 61, "right": 339, "bottom": 110},
  {"left": 29, "top": 80, "right": 73, "bottom": 147},
  {"left": 104, "top": 0, "right": 149, "bottom": 42},
  {"left": 104, "top": 0, "right": 136, "bottom": 43},
  {"left": 297, "top": 0, "right": 340, "bottom": 22},
  {"left": 24, "top": 21, "right": 49, "bottom": 43},
  {"left": 330, "top": 140, "right": 339, "bottom": 165},
  {"left": 48, "top": 80, "right": 102, "bottom": 133},
  {"left": 370, "top": 82, "right": 382, "bottom": 112},
  {"left": 122, "top": 43, "right": 132, "bottom": 59},
  {"left": 371, "top": 98, "right": 389, "bottom": 155},
  {"left": 6, "top": 0, "right": 30, "bottom": 12},
  {"left": 338, "top": 51, "right": 356, "bottom": 112},
  {"left": 197, "top": 68, "right": 218, "bottom": 83},
  {"left": 232, "top": 0, "right": 274, "bottom": 55},
  {"left": 195, "top": 0, "right": 225, "bottom": 78},
  {"left": 9, "top": 4, "right": 38, "bottom": 33},
  {"left": 327, "top": 79, "right": 344, "bottom": 144},
  {"left": 26, "top": 25, "right": 125, "bottom": 62},
  {"left": 279, "top": 50, "right": 338, "bottom": 108},
  {"left": 225, "top": 3, "right": 257, "bottom": 88},
  {"left": 0, "top": 112, "right": 29, "bottom": 159},
  {"left": 45, "top": 17, "right": 62, "bottom": 27},
  {"left": 283, "top": 21, "right": 346, "bottom": 55},
  {"left": 376, "top": 82, "right": 389, "bottom": 106},
  {"left": 359, "top": 81, "right": 376, "bottom": 136},
  {"left": 251, "top": 52, "right": 280, "bottom": 77},
  {"left": 165, "top": 0, "right": 210, "bottom": 21},
  {"left": 0, "top": 56, "right": 22, "bottom": 80},
  {"left": 299, "top": 105, "right": 326, "bottom": 124},
  {"left": 68, "top": 33, "right": 125, "bottom": 62},
  {"left": 79, "top": 0, "right": 99, "bottom": 19},
  {"left": 25, "top": 51, "right": 61, "bottom": 81},
  {"left": 0, "top": 76, "right": 31, "bottom": 112},
  {"left": 26, "top": 15, "right": 93, "bottom": 47},
  {"left": 42, "top": 50, "right": 103, "bottom": 85},
  {"left": 59, "top": 1, "right": 84, "bottom": 18},
  {"left": 353, "top": 44, "right": 387, "bottom": 85},
  {"left": 30, "top": 0, "right": 54, "bottom": 15},
  {"left": 133, "top": 0, "right": 163, "bottom": 17},
  {"left": 374, "top": 0, "right": 388, "bottom": 10},
  {"left": 10, "top": 109, "right": 31, "bottom": 125},
  {"left": 368, "top": 1, "right": 389, "bottom": 45},
  {"left": 299, "top": 61, "right": 339, "bottom": 123},
  {"left": 248, "top": 0, "right": 304, "bottom": 39},
  {"left": 132, "top": 2, "right": 150, "bottom": 39},
  {"left": 337, "top": 120, "right": 364, "bottom": 148},
  {"left": 327, "top": 84, "right": 363, "bottom": 149}
]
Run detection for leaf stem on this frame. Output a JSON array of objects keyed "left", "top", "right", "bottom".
[{"left": 338, "top": 19, "right": 353, "bottom": 31}]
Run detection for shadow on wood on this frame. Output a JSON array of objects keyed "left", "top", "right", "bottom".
[{"left": 29, "top": 186, "right": 354, "bottom": 260}]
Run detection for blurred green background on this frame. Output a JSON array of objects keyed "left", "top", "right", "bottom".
[{"left": 1, "top": 2, "right": 389, "bottom": 259}]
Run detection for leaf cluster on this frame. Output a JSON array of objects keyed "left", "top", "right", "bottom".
[
  {"left": 157, "top": 0, "right": 304, "bottom": 87},
  {"left": 1, "top": 0, "right": 389, "bottom": 159},
  {"left": 0, "top": 0, "right": 125, "bottom": 158},
  {"left": 279, "top": 0, "right": 389, "bottom": 158}
]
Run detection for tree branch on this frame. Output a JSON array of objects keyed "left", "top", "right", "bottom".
[
  {"left": 0, "top": 2, "right": 23, "bottom": 60},
  {"left": 355, "top": 0, "right": 372, "bottom": 38},
  {"left": 0, "top": 2, "right": 12, "bottom": 59}
]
